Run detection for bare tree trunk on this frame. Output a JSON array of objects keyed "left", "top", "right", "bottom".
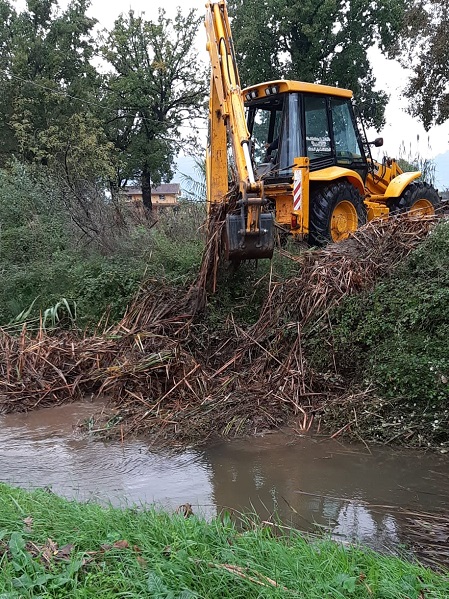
[{"left": 141, "top": 165, "right": 152, "bottom": 214}]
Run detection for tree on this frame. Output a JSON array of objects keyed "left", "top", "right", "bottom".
[
  {"left": 0, "top": 0, "right": 105, "bottom": 168},
  {"left": 0, "top": 0, "right": 122, "bottom": 250},
  {"left": 0, "top": 0, "right": 17, "bottom": 163},
  {"left": 101, "top": 8, "right": 207, "bottom": 211},
  {"left": 227, "top": 0, "right": 407, "bottom": 128},
  {"left": 396, "top": 1, "right": 449, "bottom": 130}
]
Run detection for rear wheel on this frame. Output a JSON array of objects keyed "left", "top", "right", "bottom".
[
  {"left": 309, "top": 181, "right": 367, "bottom": 246},
  {"left": 388, "top": 181, "right": 440, "bottom": 216}
]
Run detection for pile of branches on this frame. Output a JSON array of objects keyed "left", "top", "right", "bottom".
[
  {"left": 225, "top": 215, "right": 440, "bottom": 411},
  {"left": 0, "top": 214, "right": 440, "bottom": 445},
  {"left": 0, "top": 327, "right": 114, "bottom": 410}
]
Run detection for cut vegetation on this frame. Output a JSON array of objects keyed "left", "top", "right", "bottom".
[{"left": 1, "top": 181, "right": 448, "bottom": 449}]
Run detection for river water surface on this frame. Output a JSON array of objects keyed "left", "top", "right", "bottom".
[{"left": 1, "top": 401, "right": 448, "bottom": 563}]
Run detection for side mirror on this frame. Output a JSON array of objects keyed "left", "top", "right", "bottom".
[{"left": 369, "top": 137, "right": 384, "bottom": 147}]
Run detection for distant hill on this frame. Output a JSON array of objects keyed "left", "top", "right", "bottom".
[{"left": 435, "top": 151, "right": 449, "bottom": 190}]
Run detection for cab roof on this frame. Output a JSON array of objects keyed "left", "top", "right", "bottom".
[{"left": 242, "top": 79, "right": 353, "bottom": 100}]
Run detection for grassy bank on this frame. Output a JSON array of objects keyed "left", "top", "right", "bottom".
[
  {"left": 307, "top": 219, "right": 449, "bottom": 447},
  {"left": 0, "top": 484, "right": 448, "bottom": 598}
]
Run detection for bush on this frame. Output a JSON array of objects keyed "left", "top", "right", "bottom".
[
  {"left": 307, "top": 221, "right": 449, "bottom": 405},
  {"left": 69, "top": 257, "right": 146, "bottom": 326},
  {"left": 0, "top": 162, "right": 207, "bottom": 328}
]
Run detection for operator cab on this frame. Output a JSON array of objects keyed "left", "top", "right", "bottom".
[{"left": 244, "top": 80, "right": 368, "bottom": 183}]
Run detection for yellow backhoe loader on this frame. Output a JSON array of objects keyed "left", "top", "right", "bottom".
[{"left": 205, "top": 0, "right": 440, "bottom": 261}]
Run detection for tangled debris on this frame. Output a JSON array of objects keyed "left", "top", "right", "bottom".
[
  {"left": 0, "top": 214, "right": 442, "bottom": 446},
  {"left": 402, "top": 510, "right": 449, "bottom": 570}
]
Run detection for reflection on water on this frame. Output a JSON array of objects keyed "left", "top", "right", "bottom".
[
  {"left": 1, "top": 402, "right": 448, "bottom": 557},
  {"left": 0, "top": 402, "right": 212, "bottom": 510},
  {"left": 207, "top": 436, "right": 449, "bottom": 556}
]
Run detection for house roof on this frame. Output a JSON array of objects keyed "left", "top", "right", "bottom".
[
  {"left": 123, "top": 183, "right": 181, "bottom": 195},
  {"left": 153, "top": 183, "right": 180, "bottom": 195}
]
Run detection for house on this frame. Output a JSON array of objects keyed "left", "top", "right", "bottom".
[{"left": 123, "top": 183, "right": 181, "bottom": 210}]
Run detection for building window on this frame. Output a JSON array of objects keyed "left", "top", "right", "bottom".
[{"left": 159, "top": 194, "right": 165, "bottom": 201}]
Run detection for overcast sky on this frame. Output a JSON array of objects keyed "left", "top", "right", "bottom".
[
  {"left": 87, "top": 0, "right": 449, "bottom": 163},
  {"left": 16, "top": 0, "right": 448, "bottom": 184}
]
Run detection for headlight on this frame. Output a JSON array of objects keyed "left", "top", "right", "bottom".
[{"left": 265, "top": 85, "right": 279, "bottom": 96}]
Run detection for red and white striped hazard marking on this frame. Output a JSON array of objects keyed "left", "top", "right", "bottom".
[{"left": 293, "top": 169, "right": 302, "bottom": 211}]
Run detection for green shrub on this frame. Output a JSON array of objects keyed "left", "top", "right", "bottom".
[
  {"left": 146, "top": 229, "right": 203, "bottom": 282},
  {"left": 0, "top": 162, "right": 208, "bottom": 328},
  {"left": 307, "top": 221, "right": 449, "bottom": 405},
  {"left": 69, "top": 257, "right": 146, "bottom": 326}
]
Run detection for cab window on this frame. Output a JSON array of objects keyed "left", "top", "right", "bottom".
[
  {"left": 246, "top": 99, "right": 283, "bottom": 163},
  {"left": 304, "top": 95, "right": 332, "bottom": 159},
  {"left": 330, "top": 98, "right": 363, "bottom": 162}
]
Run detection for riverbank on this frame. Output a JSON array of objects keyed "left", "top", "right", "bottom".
[
  {"left": 0, "top": 483, "right": 448, "bottom": 598},
  {"left": 2, "top": 407, "right": 449, "bottom": 570},
  {"left": 0, "top": 214, "right": 448, "bottom": 450}
]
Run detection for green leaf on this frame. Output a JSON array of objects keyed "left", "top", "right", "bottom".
[
  {"left": 335, "top": 572, "right": 358, "bottom": 593},
  {"left": 8, "top": 532, "right": 26, "bottom": 558}
]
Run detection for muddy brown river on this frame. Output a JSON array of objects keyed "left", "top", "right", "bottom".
[{"left": 1, "top": 401, "right": 448, "bottom": 564}]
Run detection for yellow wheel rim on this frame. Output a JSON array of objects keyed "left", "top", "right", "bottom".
[
  {"left": 330, "top": 201, "right": 358, "bottom": 242},
  {"left": 409, "top": 198, "right": 435, "bottom": 216}
]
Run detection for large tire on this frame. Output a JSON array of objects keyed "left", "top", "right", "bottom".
[
  {"left": 309, "top": 181, "right": 367, "bottom": 246},
  {"left": 387, "top": 181, "right": 441, "bottom": 215}
]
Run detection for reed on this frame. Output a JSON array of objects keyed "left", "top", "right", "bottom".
[{"left": 0, "top": 214, "right": 442, "bottom": 449}]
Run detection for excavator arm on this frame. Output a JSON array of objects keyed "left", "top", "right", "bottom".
[{"left": 205, "top": 0, "right": 274, "bottom": 260}]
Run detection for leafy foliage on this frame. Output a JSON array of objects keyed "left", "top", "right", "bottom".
[
  {"left": 0, "top": 0, "right": 207, "bottom": 327},
  {"left": 307, "top": 221, "right": 449, "bottom": 407},
  {"left": 0, "top": 163, "right": 204, "bottom": 329},
  {"left": 0, "top": 0, "right": 103, "bottom": 168},
  {"left": 227, "top": 0, "right": 407, "bottom": 128},
  {"left": 397, "top": 1, "right": 449, "bottom": 129},
  {"left": 100, "top": 8, "right": 207, "bottom": 208},
  {"left": 0, "top": 0, "right": 206, "bottom": 206}
]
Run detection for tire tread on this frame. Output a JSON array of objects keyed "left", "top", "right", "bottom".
[{"left": 309, "top": 181, "right": 366, "bottom": 246}]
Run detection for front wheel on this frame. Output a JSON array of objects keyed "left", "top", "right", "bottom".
[
  {"left": 388, "top": 181, "right": 441, "bottom": 216},
  {"left": 309, "top": 181, "right": 367, "bottom": 246}
]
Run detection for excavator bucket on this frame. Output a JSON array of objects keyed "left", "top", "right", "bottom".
[{"left": 225, "top": 213, "right": 275, "bottom": 261}]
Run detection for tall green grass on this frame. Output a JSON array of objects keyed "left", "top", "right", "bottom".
[{"left": 0, "top": 484, "right": 447, "bottom": 598}]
